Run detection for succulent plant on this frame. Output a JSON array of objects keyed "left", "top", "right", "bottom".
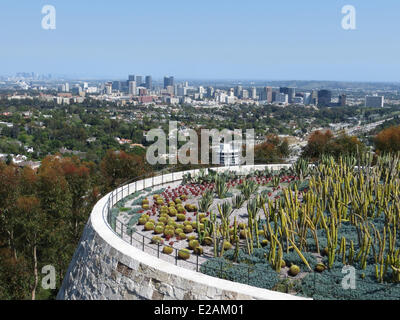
[
  {"left": 151, "top": 236, "right": 163, "bottom": 244},
  {"left": 163, "top": 246, "right": 173, "bottom": 255},
  {"left": 154, "top": 225, "right": 164, "bottom": 234},
  {"left": 178, "top": 249, "right": 191, "bottom": 260},
  {"left": 189, "top": 239, "right": 200, "bottom": 250},
  {"left": 144, "top": 221, "right": 155, "bottom": 231},
  {"left": 184, "top": 225, "right": 193, "bottom": 234},
  {"left": 289, "top": 265, "right": 300, "bottom": 277}
]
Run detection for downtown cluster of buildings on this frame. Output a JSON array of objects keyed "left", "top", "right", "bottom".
[
  {"left": 1, "top": 72, "right": 386, "bottom": 108},
  {"left": 100, "top": 75, "right": 385, "bottom": 108}
]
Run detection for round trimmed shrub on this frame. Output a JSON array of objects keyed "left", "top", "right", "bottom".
[
  {"left": 261, "top": 239, "right": 269, "bottom": 247},
  {"left": 187, "top": 235, "right": 197, "bottom": 241},
  {"left": 177, "top": 214, "right": 186, "bottom": 222},
  {"left": 142, "top": 204, "right": 150, "bottom": 210},
  {"left": 138, "top": 217, "right": 147, "bottom": 225},
  {"left": 142, "top": 199, "right": 149, "bottom": 205},
  {"left": 175, "top": 228, "right": 184, "bottom": 235},
  {"left": 174, "top": 198, "right": 182, "bottom": 204},
  {"left": 240, "top": 230, "right": 247, "bottom": 239}
]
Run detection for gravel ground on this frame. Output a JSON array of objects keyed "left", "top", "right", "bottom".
[{"left": 113, "top": 178, "right": 293, "bottom": 272}]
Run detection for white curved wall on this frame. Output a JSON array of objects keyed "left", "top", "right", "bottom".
[{"left": 57, "top": 165, "right": 310, "bottom": 300}]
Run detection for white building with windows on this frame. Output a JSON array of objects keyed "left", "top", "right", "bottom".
[{"left": 218, "top": 142, "right": 240, "bottom": 166}]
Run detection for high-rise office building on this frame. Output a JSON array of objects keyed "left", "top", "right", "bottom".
[
  {"left": 275, "top": 93, "right": 289, "bottom": 104},
  {"left": 318, "top": 90, "right": 332, "bottom": 107},
  {"left": 339, "top": 94, "right": 347, "bottom": 107},
  {"left": 303, "top": 92, "right": 311, "bottom": 105},
  {"left": 164, "top": 76, "right": 174, "bottom": 89},
  {"left": 145, "top": 76, "right": 152, "bottom": 90},
  {"left": 136, "top": 76, "right": 143, "bottom": 86},
  {"left": 128, "top": 81, "right": 137, "bottom": 96},
  {"left": 288, "top": 88, "right": 296, "bottom": 103},
  {"left": 311, "top": 90, "right": 318, "bottom": 105},
  {"left": 235, "top": 86, "right": 243, "bottom": 98},
  {"left": 250, "top": 87, "right": 257, "bottom": 100},
  {"left": 166, "top": 85, "right": 174, "bottom": 95},
  {"left": 128, "top": 75, "right": 136, "bottom": 82},
  {"left": 365, "top": 95, "right": 384, "bottom": 108},
  {"left": 104, "top": 82, "right": 112, "bottom": 95},
  {"left": 266, "top": 87, "right": 273, "bottom": 103}
]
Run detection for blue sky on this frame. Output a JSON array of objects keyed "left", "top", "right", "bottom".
[{"left": 0, "top": 0, "right": 399, "bottom": 81}]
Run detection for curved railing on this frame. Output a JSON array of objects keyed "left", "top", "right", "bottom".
[{"left": 102, "top": 164, "right": 293, "bottom": 281}]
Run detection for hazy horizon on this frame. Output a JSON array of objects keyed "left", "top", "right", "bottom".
[{"left": 1, "top": 0, "right": 399, "bottom": 82}]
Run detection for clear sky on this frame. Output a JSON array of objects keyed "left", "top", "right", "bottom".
[{"left": 0, "top": 0, "right": 399, "bottom": 82}]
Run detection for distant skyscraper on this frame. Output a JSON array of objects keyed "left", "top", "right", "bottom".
[
  {"left": 275, "top": 93, "right": 289, "bottom": 104},
  {"left": 104, "top": 82, "right": 112, "bottom": 95},
  {"left": 266, "top": 87, "right": 273, "bottom": 103},
  {"left": 311, "top": 90, "right": 318, "bottom": 105},
  {"left": 128, "top": 81, "right": 137, "bottom": 96},
  {"left": 250, "top": 87, "right": 257, "bottom": 100},
  {"left": 288, "top": 88, "right": 296, "bottom": 103},
  {"left": 136, "top": 76, "right": 143, "bottom": 86},
  {"left": 303, "top": 92, "right": 311, "bottom": 105},
  {"left": 164, "top": 76, "right": 174, "bottom": 89},
  {"left": 365, "top": 95, "right": 384, "bottom": 108},
  {"left": 65, "top": 83, "right": 70, "bottom": 92},
  {"left": 207, "top": 87, "right": 214, "bottom": 98},
  {"left": 235, "top": 85, "right": 243, "bottom": 98},
  {"left": 339, "top": 94, "right": 347, "bottom": 107},
  {"left": 145, "top": 76, "right": 152, "bottom": 90},
  {"left": 318, "top": 90, "right": 332, "bottom": 107},
  {"left": 128, "top": 75, "right": 135, "bottom": 81},
  {"left": 166, "top": 85, "right": 174, "bottom": 95}
]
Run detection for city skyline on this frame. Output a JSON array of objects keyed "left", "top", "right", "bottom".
[{"left": 1, "top": 0, "right": 400, "bottom": 82}]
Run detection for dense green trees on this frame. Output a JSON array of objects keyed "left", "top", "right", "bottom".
[{"left": 0, "top": 149, "right": 149, "bottom": 300}]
